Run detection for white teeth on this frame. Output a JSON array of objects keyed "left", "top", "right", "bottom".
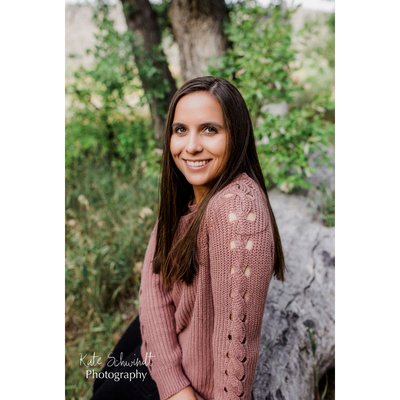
[{"left": 186, "top": 160, "right": 209, "bottom": 167}]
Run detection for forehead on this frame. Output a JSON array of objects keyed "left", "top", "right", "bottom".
[{"left": 173, "top": 91, "right": 224, "bottom": 124}]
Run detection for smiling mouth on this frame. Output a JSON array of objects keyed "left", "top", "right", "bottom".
[{"left": 184, "top": 159, "right": 211, "bottom": 167}]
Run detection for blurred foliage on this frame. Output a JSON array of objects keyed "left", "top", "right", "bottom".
[
  {"left": 66, "top": 163, "right": 158, "bottom": 321},
  {"left": 65, "top": 160, "right": 159, "bottom": 398},
  {"left": 65, "top": 4, "right": 161, "bottom": 397},
  {"left": 209, "top": 1, "right": 334, "bottom": 193},
  {"left": 66, "top": 2, "right": 334, "bottom": 397},
  {"left": 119, "top": 0, "right": 176, "bottom": 126},
  {"left": 66, "top": 3, "right": 159, "bottom": 179},
  {"left": 152, "top": 0, "right": 173, "bottom": 39},
  {"left": 320, "top": 186, "right": 335, "bottom": 227},
  {"left": 294, "top": 12, "right": 335, "bottom": 120}
]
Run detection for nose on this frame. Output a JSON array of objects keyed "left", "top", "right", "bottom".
[{"left": 186, "top": 131, "right": 202, "bottom": 154}]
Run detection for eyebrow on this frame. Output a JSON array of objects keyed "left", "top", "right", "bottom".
[{"left": 172, "top": 121, "right": 224, "bottom": 129}]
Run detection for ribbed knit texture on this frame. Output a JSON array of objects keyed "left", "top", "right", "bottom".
[{"left": 138, "top": 172, "right": 275, "bottom": 400}]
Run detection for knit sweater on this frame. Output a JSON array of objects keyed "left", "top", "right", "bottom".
[{"left": 138, "top": 172, "right": 275, "bottom": 400}]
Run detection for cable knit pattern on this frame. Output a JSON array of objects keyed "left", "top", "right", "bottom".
[{"left": 138, "top": 173, "right": 275, "bottom": 400}]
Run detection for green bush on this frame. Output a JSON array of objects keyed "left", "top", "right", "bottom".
[
  {"left": 294, "top": 13, "right": 335, "bottom": 121},
  {"left": 66, "top": 3, "right": 157, "bottom": 178},
  {"left": 65, "top": 160, "right": 160, "bottom": 398},
  {"left": 209, "top": 1, "right": 334, "bottom": 193},
  {"left": 66, "top": 159, "right": 159, "bottom": 326},
  {"left": 65, "top": 6, "right": 162, "bottom": 395}
]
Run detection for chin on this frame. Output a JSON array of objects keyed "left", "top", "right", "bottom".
[
  {"left": 183, "top": 174, "right": 211, "bottom": 187},
  {"left": 185, "top": 176, "right": 208, "bottom": 186}
]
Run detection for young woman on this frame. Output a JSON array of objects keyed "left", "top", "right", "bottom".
[{"left": 92, "top": 76, "right": 285, "bottom": 400}]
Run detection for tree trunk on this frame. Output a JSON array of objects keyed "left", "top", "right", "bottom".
[
  {"left": 253, "top": 190, "right": 335, "bottom": 399},
  {"left": 120, "top": 0, "right": 177, "bottom": 145},
  {"left": 169, "top": 0, "right": 229, "bottom": 81}
]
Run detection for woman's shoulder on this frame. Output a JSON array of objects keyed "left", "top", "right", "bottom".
[
  {"left": 206, "top": 172, "right": 270, "bottom": 233},
  {"left": 208, "top": 172, "right": 265, "bottom": 209}
]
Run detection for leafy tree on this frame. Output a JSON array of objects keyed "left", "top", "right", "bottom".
[
  {"left": 66, "top": 3, "right": 156, "bottom": 180},
  {"left": 209, "top": 1, "right": 334, "bottom": 192},
  {"left": 120, "top": 0, "right": 177, "bottom": 142}
]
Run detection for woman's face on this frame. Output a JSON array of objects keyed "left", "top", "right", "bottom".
[{"left": 170, "top": 91, "right": 228, "bottom": 204}]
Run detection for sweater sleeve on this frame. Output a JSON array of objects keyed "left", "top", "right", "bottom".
[
  {"left": 138, "top": 223, "right": 191, "bottom": 400},
  {"left": 208, "top": 184, "right": 275, "bottom": 400}
]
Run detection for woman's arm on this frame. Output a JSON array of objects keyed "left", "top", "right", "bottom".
[
  {"left": 208, "top": 186, "right": 274, "bottom": 400},
  {"left": 139, "top": 223, "right": 191, "bottom": 400}
]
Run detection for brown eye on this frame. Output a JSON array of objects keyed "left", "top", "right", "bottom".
[
  {"left": 174, "top": 126, "right": 186, "bottom": 134},
  {"left": 204, "top": 126, "right": 217, "bottom": 134}
]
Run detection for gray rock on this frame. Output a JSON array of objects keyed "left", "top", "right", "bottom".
[{"left": 253, "top": 189, "right": 335, "bottom": 400}]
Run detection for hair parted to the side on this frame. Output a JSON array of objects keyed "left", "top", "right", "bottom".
[{"left": 152, "top": 76, "right": 285, "bottom": 289}]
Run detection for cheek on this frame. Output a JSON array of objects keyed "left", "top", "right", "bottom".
[
  {"left": 217, "top": 137, "right": 229, "bottom": 170},
  {"left": 215, "top": 135, "right": 228, "bottom": 158},
  {"left": 169, "top": 137, "right": 180, "bottom": 157}
]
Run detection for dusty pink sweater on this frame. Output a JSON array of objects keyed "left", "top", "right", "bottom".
[{"left": 138, "top": 172, "right": 275, "bottom": 400}]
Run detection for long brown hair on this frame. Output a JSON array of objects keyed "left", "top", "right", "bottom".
[{"left": 152, "top": 76, "right": 285, "bottom": 288}]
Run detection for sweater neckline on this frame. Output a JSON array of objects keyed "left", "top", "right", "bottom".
[{"left": 183, "top": 172, "right": 252, "bottom": 218}]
